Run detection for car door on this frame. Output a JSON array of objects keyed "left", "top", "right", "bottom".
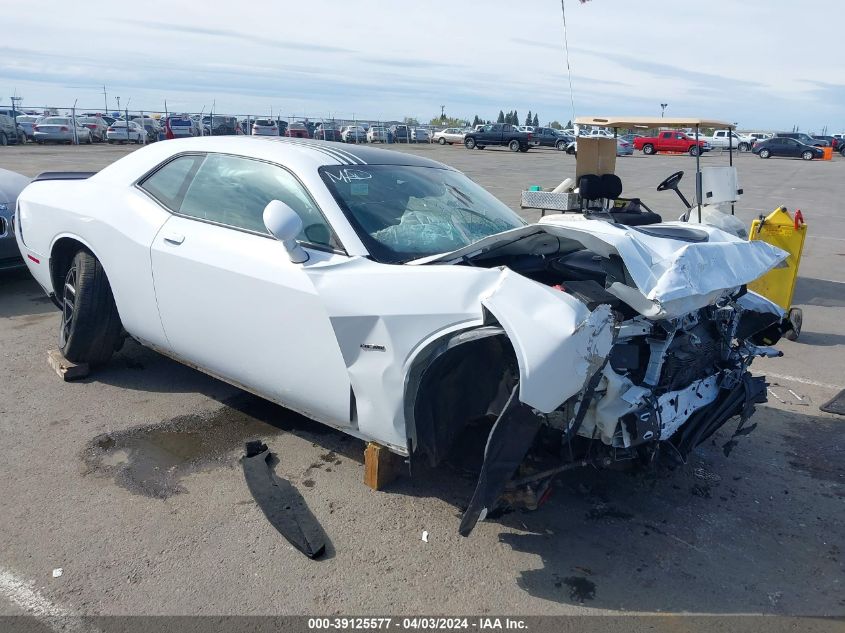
[
  {"left": 780, "top": 138, "right": 798, "bottom": 157},
  {"left": 145, "top": 152, "right": 356, "bottom": 427}
]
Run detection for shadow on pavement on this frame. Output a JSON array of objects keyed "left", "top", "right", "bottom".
[
  {"left": 0, "top": 268, "right": 55, "bottom": 319},
  {"left": 793, "top": 277, "right": 845, "bottom": 308}
]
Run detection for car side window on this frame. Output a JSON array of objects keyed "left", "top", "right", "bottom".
[
  {"left": 139, "top": 155, "right": 204, "bottom": 210},
  {"left": 177, "top": 153, "right": 339, "bottom": 249}
]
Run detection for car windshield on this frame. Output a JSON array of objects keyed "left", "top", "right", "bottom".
[{"left": 319, "top": 165, "right": 526, "bottom": 264}]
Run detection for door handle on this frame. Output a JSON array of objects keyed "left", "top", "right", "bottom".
[{"left": 163, "top": 232, "right": 185, "bottom": 245}]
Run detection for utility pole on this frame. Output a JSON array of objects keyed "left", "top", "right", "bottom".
[
  {"left": 116, "top": 96, "right": 120, "bottom": 114},
  {"left": 102, "top": 85, "right": 108, "bottom": 114},
  {"left": 660, "top": 103, "right": 668, "bottom": 118},
  {"left": 440, "top": 104, "right": 445, "bottom": 120}
]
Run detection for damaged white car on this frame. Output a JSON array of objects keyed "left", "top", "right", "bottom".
[{"left": 15, "top": 137, "right": 789, "bottom": 535}]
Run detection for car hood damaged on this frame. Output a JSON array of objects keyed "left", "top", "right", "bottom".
[{"left": 417, "top": 218, "right": 788, "bottom": 320}]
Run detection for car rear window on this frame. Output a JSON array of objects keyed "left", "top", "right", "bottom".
[
  {"left": 41, "top": 118, "right": 68, "bottom": 125},
  {"left": 255, "top": 120, "right": 275, "bottom": 126}
]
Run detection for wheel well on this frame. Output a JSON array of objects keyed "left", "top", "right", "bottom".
[
  {"left": 50, "top": 238, "right": 89, "bottom": 297},
  {"left": 405, "top": 327, "right": 517, "bottom": 467}
]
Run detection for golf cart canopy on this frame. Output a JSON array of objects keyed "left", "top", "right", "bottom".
[{"left": 575, "top": 116, "right": 733, "bottom": 130}]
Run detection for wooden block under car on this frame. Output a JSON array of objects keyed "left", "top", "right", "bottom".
[
  {"left": 363, "top": 442, "right": 402, "bottom": 490},
  {"left": 47, "top": 349, "right": 89, "bottom": 381}
]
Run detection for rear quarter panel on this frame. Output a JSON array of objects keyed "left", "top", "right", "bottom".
[{"left": 17, "top": 179, "right": 172, "bottom": 347}]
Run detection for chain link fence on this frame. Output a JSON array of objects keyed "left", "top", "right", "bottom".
[{"left": 9, "top": 104, "right": 451, "bottom": 146}]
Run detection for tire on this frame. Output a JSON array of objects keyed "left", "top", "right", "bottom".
[
  {"left": 567, "top": 146, "right": 576, "bottom": 155},
  {"left": 689, "top": 145, "right": 700, "bottom": 157},
  {"left": 841, "top": 148, "right": 845, "bottom": 158},
  {"left": 0, "top": 132, "right": 7, "bottom": 146},
  {"left": 555, "top": 140, "right": 566, "bottom": 151},
  {"left": 784, "top": 308, "right": 802, "bottom": 341},
  {"left": 464, "top": 137, "right": 476, "bottom": 150},
  {"left": 642, "top": 143, "right": 655, "bottom": 155},
  {"left": 86, "top": 134, "right": 92, "bottom": 145},
  {"left": 108, "top": 140, "right": 114, "bottom": 144},
  {"left": 519, "top": 146, "right": 529, "bottom": 152},
  {"left": 801, "top": 150, "right": 813, "bottom": 161},
  {"left": 738, "top": 142, "right": 750, "bottom": 152},
  {"left": 438, "top": 137, "right": 446, "bottom": 145},
  {"left": 759, "top": 149, "right": 770, "bottom": 159},
  {"left": 58, "top": 249, "right": 123, "bottom": 366},
  {"left": 508, "top": 139, "right": 520, "bottom": 152}
]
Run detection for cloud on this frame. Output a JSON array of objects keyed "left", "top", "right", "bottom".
[{"left": 122, "top": 20, "right": 354, "bottom": 54}]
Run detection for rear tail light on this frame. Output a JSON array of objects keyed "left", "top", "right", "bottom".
[
  {"left": 33, "top": 125, "right": 39, "bottom": 131},
  {"left": 60, "top": 126, "right": 69, "bottom": 132},
  {"left": 107, "top": 127, "right": 115, "bottom": 132}
]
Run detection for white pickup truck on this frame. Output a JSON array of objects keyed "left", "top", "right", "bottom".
[{"left": 709, "top": 129, "right": 753, "bottom": 151}]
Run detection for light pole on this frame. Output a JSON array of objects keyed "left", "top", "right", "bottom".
[
  {"left": 115, "top": 96, "right": 120, "bottom": 114},
  {"left": 660, "top": 103, "right": 668, "bottom": 118}
]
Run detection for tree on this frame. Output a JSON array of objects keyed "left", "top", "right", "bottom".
[
  {"left": 532, "top": 112, "right": 539, "bottom": 127},
  {"left": 497, "top": 110, "right": 505, "bottom": 123},
  {"left": 549, "top": 120, "right": 562, "bottom": 129},
  {"left": 403, "top": 116, "right": 419, "bottom": 126},
  {"left": 429, "top": 115, "right": 466, "bottom": 127},
  {"left": 472, "top": 115, "right": 481, "bottom": 127},
  {"left": 525, "top": 110, "right": 532, "bottom": 126},
  {"left": 513, "top": 110, "right": 519, "bottom": 126}
]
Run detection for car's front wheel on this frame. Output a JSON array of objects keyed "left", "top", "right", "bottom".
[
  {"left": 689, "top": 145, "right": 700, "bottom": 157},
  {"left": 465, "top": 137, "right": 476, "bottom": 149},
  {"left": 438, "top": 137, "right": 446, "bottom": 145},
  {"left": 555, "top": 140, "right": 567, "bottom": 151},
  {"left": 0, "top": 132, "right": 7, "bottom": 146},
  {"left": 759, "top": 149, "right": 771, "bottom": 158},
  {"left": 802, "top": 150, "right": 814, "bottom": 161},
  {"left": 738, "top": 142, "right": 750, "bottom": 152},
  {"left": 58, "top": 249, "right": 123, "bottom": 365}
]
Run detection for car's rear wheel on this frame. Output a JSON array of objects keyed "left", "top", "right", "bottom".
[
  {"left": 738, "top": 142, "right": 750, "bottom": 152},
  {"left": 642, "top": 144, "right": 655, "bottom": 155},
  {"left": 802, "top": 150, "right": 814, "bottom": 161},
  {"left": 689, "top": 145, "right": 699, "bottom": 157},
  {"left": 508, "top": 139, "right": 520, "bottom": 152},
  {"left": 759, "top": 148, "right": 770, "bottom": 158},
  {"left": 519, "top": 146, "right": 529, "bottom": 152},
  {"left": 439, "top": 137, "right": 446, "bottom": 145},
  {"left": 784, "top": 307, "right": 803, "bottom": 341},
  {"left": 0, "top": 132, "right": 7, "bottom": 146},
  {"left": 58, "top": 249, "right": 123, "bottom": 366},
  {"left": 465, "top": 137, "right": 476, "bottom": 150}
]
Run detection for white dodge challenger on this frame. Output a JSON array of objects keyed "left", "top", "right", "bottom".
[{"left": 15, "top": 137, "right": 788, "bottom": 534}]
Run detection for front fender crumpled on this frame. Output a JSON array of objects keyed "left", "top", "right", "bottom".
[{"left": 481, "top": 268, "right": 614, "bottom": 413}]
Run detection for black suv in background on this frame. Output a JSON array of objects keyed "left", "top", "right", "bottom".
[{"left": 0, "top": 114, "right": 26, "bottom": 146}]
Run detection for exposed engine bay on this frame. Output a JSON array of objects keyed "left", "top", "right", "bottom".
[{"left": 429, "top": 225, "right": 788, "bottom": 535}]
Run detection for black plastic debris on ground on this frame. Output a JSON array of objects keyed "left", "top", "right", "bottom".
[
  {"left": 241, "top": 441, "right": 327, "bottom": 559},
  {"left": 820, "top": 389, "right": 845, "bottom": 416}
]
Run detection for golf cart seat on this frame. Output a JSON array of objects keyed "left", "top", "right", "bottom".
[{"left": 579, "top": 174, "right": 662, "bottom": 226}]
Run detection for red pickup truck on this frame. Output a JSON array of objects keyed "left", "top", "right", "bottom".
[{"left": 633, "top": 131, "right": 710, "bottom": 156}]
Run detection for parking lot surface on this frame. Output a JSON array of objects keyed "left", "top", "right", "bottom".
[{"left": 0, "top": 142, "right": 842, "bottom": 618}]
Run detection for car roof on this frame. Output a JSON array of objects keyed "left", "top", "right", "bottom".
[{"left": 92, "top": 136, "right": 453, "bottom": 186}]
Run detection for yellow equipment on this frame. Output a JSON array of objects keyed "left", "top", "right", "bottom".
[{"left": 748, "top": 207, "right": 806, "bottom": 340}]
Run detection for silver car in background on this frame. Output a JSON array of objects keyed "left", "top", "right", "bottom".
[
  {"left": 0, "top": 168, "right": 31, "bottom": 269},
  {"left": 251, "top": 119, "right": 280, "bottom": 136},
  {"left": 33, "top": 117, "right": 92, "bottom": 144},
  {"left": 341, "top": 125, "right": 366, "bottom": 143},
  {"left": 16, "top": 115, "right": 41, "bottom": 140},
  {"left": 77, "top": 117, "right": 108, "bottom": 142},
  {"left": 432, "top": 128, "right": 466, "bottom": 145},
  {"left": 411, "top": 127, "right": 430, "bottom": 143}
]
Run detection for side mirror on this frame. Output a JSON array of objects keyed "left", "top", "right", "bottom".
[{"left": 263, "top": 200, "right": 309, "bottom": 264}]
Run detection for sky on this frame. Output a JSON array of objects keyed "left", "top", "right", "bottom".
[{"left": 1, "top": 0, "right": 844, "bottom": 131}]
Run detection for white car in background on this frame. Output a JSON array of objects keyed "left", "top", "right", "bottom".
[
  {"left": 107, "top": 120, "right": 145, "bottom": 144},
  {"left": 367, "top": 126, "right": 387, "bottom": 143},
  {"left": 251, "top": 119, "right": 280, "bottom": 136},
  {"left": 340, "top": 125, "right": 366, "bottom": 143},
  {"left": 14, "top": 137, "right": 788, "bottom": 535}
]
